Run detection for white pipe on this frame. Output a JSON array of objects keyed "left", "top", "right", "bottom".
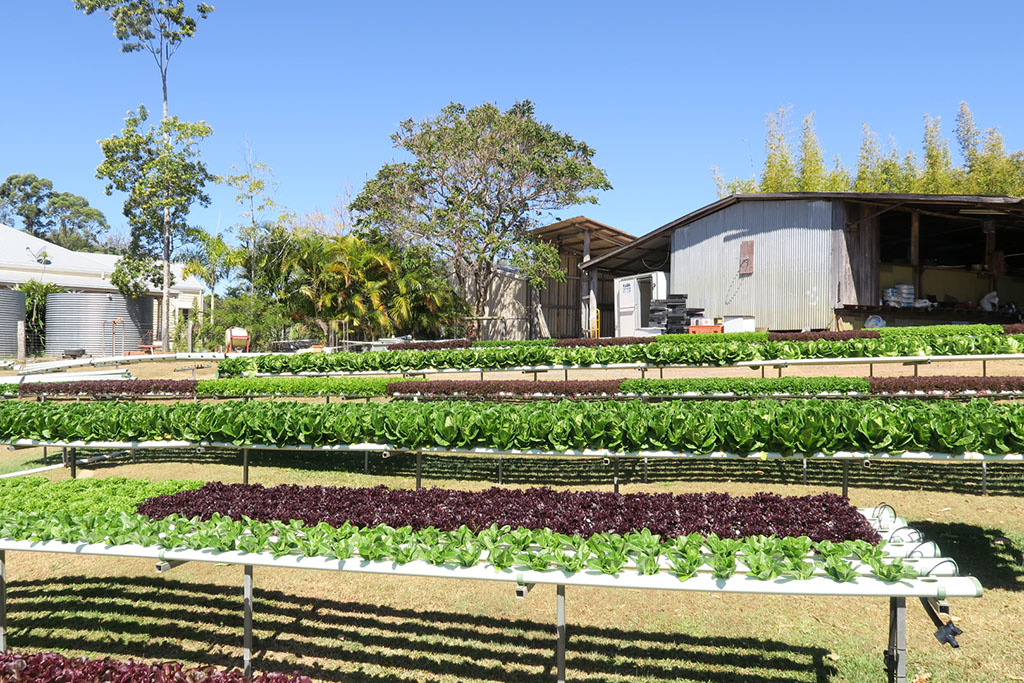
[
  {"left": 4, "top": 439, "right": 1021, "bottom": 463},
  {"left": 0, "top": 450, "right": 128, "bottom": 479},
  {"left": 0, "top": 539, "right": 981, "bottom": 598}
]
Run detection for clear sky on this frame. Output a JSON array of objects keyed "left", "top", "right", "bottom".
[{"left": 3, "top": 1, "right": 1023, "bottom": 242}]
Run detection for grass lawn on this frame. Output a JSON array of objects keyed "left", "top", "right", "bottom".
[{"left": 1, "top": 450, "right": 1019, "bottom": 682}]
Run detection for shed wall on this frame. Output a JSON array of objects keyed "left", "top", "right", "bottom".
[{"left": 669, "top": 199, "right": 834, "bottom": 330}]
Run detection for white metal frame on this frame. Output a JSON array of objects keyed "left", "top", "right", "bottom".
[{"left": 0, "top": 506, "right": 978, "bottom": 682}]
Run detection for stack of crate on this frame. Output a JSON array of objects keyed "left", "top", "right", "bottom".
[{"left": 649, "top": 295, "right": 703, "bottom": 334}]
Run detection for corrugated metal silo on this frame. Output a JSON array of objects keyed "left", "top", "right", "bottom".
[
  {"left": 0, "top": 289, "right": 26, "bottom": 357},
  {"left": 45, "top": 292, "right": 154, "bottom": 357}
]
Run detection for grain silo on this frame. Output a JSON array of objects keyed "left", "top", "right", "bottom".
[
  {"left": 0, "top": 289, "right": 26, "bottom": 358},
  {"left": 45, "top": 292, "right": 154, "bottom": 357}
]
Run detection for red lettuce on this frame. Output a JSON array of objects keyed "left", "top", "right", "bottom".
[
  {"left": 138, "top": 483, "right": 879, "bottom": 543},
  {"left": 0, "top": 651, "right": 309, "bottom": 682}
]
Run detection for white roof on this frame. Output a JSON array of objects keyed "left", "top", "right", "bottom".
[{"left": 0, "top": 223, "right": 204, "bottom": 295}]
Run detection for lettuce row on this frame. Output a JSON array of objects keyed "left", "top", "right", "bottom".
[
  {"left": 0, "top": 508, "right": 913, "bottom": 582},
  {"left": 1, "top": 398, "right": 1021, "bottom": 455},
  {"left": 218, "top": 334, "right": 1024, "bottom": 376}
]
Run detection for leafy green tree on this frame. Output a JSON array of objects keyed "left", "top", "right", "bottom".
[
  {"left": 351, "top": 101, "right": 609, "bottom": 319},
  {"left": 96, "top": 105, "right": 214, "bottom": 345},
  {"left": 919, "top": 115, "right": 957, "bottom": 193},
  {"left": 359, "top": 227, "right": 469, "bottom": 338},
  {"left": 759, "top": 106, "right": 799, "bottom": 192},
  {"left": 194, "top": 294, "right": 290, "bottom": 351},
  {"left": 109, "top": 256, "right": 163, "bottom": 298},
  {"left": 45, "top": 192, "right": 110, "bottom": 251},
  {"left": 75, "top": 0, "right": 214, "bottom": 121},
  {"left": 796, "top": 114, "right": 826, "bottom": 192},
  {"left": 0, "top": 174, "right": 54, "bottom": 236},
  {"left": 183, "top": 230, "right": 234, "bottom": 323},
  {"left": 221, "top": 145, "right": 295, "bottom": 296}
]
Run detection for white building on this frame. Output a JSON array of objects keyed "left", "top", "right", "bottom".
[{"left": 0, "top": 223, "right": 205, "bottom": 345}]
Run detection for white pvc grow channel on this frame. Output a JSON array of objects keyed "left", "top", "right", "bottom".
[{"left": 0, "top": 508, "right": 978, "bottom": 683}]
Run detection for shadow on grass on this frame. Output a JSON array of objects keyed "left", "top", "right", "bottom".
[
  {"left": 84, "top": 447, "right": 1024, "bottom": 496},
  {"left": 911, "top": 521, "right": 1024, "bottom": 592},
  {"left": 7, "top": 574, "right": 837, "bottom": 683}
]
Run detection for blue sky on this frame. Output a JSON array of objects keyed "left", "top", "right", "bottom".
[{"left": 3, "top": 1, "right": 1023, "bottom": 242}]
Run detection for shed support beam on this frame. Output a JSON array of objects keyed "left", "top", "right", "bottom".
[
  {"left": 581, "top": 229, "right": 591, "bottom": 337},
  {"left": 911, "top": 211, "right": 921, "bottom": 296}
]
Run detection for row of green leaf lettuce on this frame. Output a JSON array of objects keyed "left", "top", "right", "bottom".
[
  {"left": 219, "top": 334, "right": 1024, "bottom": 376},
  {"left": 0, "top": 478, "right": 914, "bottom": 583},
  {"left": 0, "top": 398, "right": 1020, "bottom": 454}
]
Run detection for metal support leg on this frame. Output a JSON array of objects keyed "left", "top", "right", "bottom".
[
  {"left": 364, "top": 452, "right": 369, "bottom": 474},
  {"left": 885, "top": 596, "right": 907, "bottom": 683},
  {"left": 613, "top": 457, "right": 620, "bottom": 494},
  {"left": 130, "top": 448, "right": 136, "bottom": 465},
  {"left": 243, "top": 564, "right": 253, "bottom": 678},
  {"left": 564, "top": 368, "right": 568, "bottom": 382},
  {"left": 498, "top": 454, "right": 503, "bottom": 485},
  {"left": 981, "top": 461, "right": 988, "bottom": 496},
  {"left": 777, "top": 365, "right": 783, "bottom": 378},
  {"left": 69, "top": 447, "right": 77, "bottom": 479},
  {"left": 643, "top": 457, "right": 648, "bottom": 484},
  {"left": 802, "top": 457, "right": 807, "bottom": 485},
  {"left": 0, "top": 550, "right": 6, "bottom": 652},
  {"left": 842, "top": 461, "right": 849, "bottom": 498},
  {"left": 914, "top": 363, "right": 919, "bottom": 377},
  {"left": 870, "top": 363, "right": 874, "bottom": 378},
  {"left": 761, "top": 366, "right": 766, "bottom": 378},
  {"left": 242, "top": 448, "right": 249, "bottom": 485},
  {"left": 415, "top": 452, "right": 422, "bottom": 490},
  {"left": 983, "top": 359, "right": 988, "bottom": 377},
  {"left": 42, "top": 446, "right": 47, "bottom": 466},
  {"left": 480, "top": 369, "right": 485, "bottom": 381},
  {"left": 659, "top": 367, "right": 664, "bottom": 379},
  {"left": 556, "top": 584, "right": 566, "bottom": 683}
]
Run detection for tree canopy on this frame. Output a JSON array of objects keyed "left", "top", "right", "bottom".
[
  {"left": 713, "top": 102, "right": 1024, "bottom": 197},
  {"left": 96, "top": 105, "right": 214, "bottom": 342},
  {"left": 0, "top": 173, "right": 111, "bottom": 251},
  {"left": 75, "top": 0, "right": 214, "bottom": 117},
  {"left": 351, "top": 100, "right": 611, "bottom": 318}
]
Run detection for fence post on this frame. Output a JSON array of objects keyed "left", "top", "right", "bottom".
[{"left": 16, "top": 321, "right": 25, "bottom": 364}]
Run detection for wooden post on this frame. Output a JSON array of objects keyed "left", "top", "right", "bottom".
[
  {"left": 910, "top": 211, "right": 921, "bottom": 296},
  {"left": 16, "top": 321, "right": 25, "bottom": 364}
]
